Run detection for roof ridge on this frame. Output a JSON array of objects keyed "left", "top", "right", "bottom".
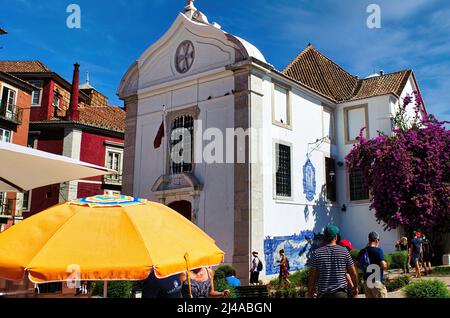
[
  {"left": 282, "top": 43, "right": 314, "bottom": 73},
  {"left": 308, "top": 46, "right": 355, "bottom": 79},
  {"left": 360, "top": 69, "right": 412, "bottom": 81}
]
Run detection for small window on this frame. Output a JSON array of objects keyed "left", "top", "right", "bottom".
[
  {"left": 170, "top": 115, "right": 194, "bottom": 174},
  {"left": 0, "top": 128, "right": 11, "bottom": 143},
  {"left": 105, "top": 148, "right": 123, "bottom": 184},
  {"left": 0, "top": 192, "right": 7, "bottom": 215},
  {"left": 22, "top": 191, "right": 31, "bottom": 212},
  {"left": 323, "top": 107, "right": 335, "bottom": 143},
  {"left": 275, "top": 143, "right": 292, "bottom": 198},
  {"left": 344, "top": 105, "right": 368, "bottom": 144},
  {"left": 349, "top": 168, "right": 369, "bottom": 201},
  {"left": 1, "top": 86, "right": 17, "bottom": 120},
  {"left": 52, "top": 94, "right": 61, "bottom": 109},
  {"left": 325, "top": 158, "right": 337, "bottom": 202},
  {"left": 28, "top": 80, "right": 43, "bottom": 106},
  {"left": 273, "top": 84, "right": 291, "bottom": 127}
]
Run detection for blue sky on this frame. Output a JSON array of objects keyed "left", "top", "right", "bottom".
[{"left": 1, "top": 0, "right": 449, "bottom": 122}]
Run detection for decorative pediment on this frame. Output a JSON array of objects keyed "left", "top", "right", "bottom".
[
  {"left": 151, "top": 173, "right": 203, "bottom": 197},
  {"left": 118, "top": 10, "right": 266, "bottom": 99}
]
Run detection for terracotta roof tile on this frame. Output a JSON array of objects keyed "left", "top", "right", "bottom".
[
  {"left": 0, "top": 61, "right": 52, "bottom": 73},
  {"left": 282, "top": 44, "right": 413, "bottom": 103},
  {"left": 43, "top": 106, "right": 125, "bottom": 133},
  {"left": 78, "top": 106, "right": 125, "bottom": 132},
  {"left": 350, "top": 70, "right": 412, "bottom": 101},
  {"left": 283, "top": 44, "right": 358, "bottom": 102}
]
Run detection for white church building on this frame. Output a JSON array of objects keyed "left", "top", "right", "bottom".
[{"left": 118, "top": 1, "right": 425, "bottom": 282}]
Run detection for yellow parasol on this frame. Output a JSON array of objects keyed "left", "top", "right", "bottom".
[{"left": 0, "top": 194, "right": 224, "bottom": 293}]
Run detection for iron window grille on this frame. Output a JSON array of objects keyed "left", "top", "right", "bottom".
[
  {"left": 349, "top": 168, "right": 369, "bottom": 201},
  {"left": 276, "top": 143, "right": 292, "bottom": 197},
  {"left": 170, "top": 115, "right": 194, "bottom": 174}
]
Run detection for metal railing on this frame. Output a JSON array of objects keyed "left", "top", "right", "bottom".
[
  {"left": 0, "top": 102, "right": 23, "bottom": 125},
  {"left": 0, "top": 199, "right": 14, "bottom": 217},
  {"left": 102, "top": 173, "right": 122, "bottom": 185}
]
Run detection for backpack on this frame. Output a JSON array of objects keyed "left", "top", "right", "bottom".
[
  {"left": 256, "top": 258, "right": 263, "bottom": 272},
  {"left": 285, "top": 258, "right": 290, "bottom": 271},
  {"left": 358, "top": 249, "right": 371, "bottom": 273}
]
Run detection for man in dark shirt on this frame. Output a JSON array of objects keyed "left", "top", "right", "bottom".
[
  {"left": 357, "top": 232, "right": 388, "bottom": 298},
  {"left": 421, "top": 235, "right": 433, "bottom": 275},
  {"left": 142, "top": 270, "right": 182, "bottom": 298},
  {"left": 409, "top": 231, "right": 423, "bottom": 278},
  {"left": 307, "top": 225, "right": 359, "bottom": 298}
]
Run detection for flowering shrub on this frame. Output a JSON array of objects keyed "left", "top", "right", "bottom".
[{"left": 346, "top": 92, "right": 450, "bottom": 232}]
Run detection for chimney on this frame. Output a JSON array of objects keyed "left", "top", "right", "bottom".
[{"left": 69, "top": 63, "right": 80, "bottom": 121}]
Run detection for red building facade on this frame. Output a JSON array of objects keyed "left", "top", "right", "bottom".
[
  {"left": 0, "top": 61, "right": 125, "bottom": 217},
  {"left": 0, "top": 71, "right": 34, "bottom": 230}
]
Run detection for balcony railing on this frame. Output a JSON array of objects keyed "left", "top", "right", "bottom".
[
  {"left": 0, "top": 199, "right": 14, "bottom": 217},
  {"left": 0, "top": 102, "right": 23, "bottom": 125},
  {"left": 102, "top": 173, "right": 122, "bottom": 186}
]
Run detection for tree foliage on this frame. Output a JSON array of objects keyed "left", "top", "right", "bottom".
[{"left": 345, "top": 92, "right": 450, "bottom": 233}]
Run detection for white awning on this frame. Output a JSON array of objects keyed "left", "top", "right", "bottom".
[{"left": 0, "top": 141, "right": 114, "bottom": 192}]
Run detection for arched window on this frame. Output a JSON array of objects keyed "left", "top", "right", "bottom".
[{"left": 170, "top": 115, "right": 194, "bottom": 174}]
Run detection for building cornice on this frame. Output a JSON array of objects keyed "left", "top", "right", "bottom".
[{"left": 29, "top": 121, "right": 124, "bottom": 138}]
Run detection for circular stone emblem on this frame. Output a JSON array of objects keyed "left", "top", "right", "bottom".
[{"left": 175, "top": 40, "right": 195, "bottom": 74}]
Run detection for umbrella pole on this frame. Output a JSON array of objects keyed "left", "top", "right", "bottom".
[
  {"left": 184, "top": 254, "right": 193, "bottom": 298},
  {"left": 103, "top": 281, "right": 108, "bottom": 298}
]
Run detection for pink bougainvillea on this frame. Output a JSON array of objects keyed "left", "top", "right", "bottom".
[{"left": 346, "top": 93, "right": 450, "bottom": 232}]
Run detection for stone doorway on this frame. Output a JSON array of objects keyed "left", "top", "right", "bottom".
[{"left": 168, "top": 200, "right": 192, "bottom": 221}]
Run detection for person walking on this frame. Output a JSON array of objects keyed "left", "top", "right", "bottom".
[
  {"left": 180, "top": 267, "right": 230, "bottom": 298},
  {"left": 225, "top": 269, "right": 241, "bottom": 287},
  {"left": 338, "top": 239, "right": 356, "bottom": 298},
  {"left": 250, "top": 251, "right": 263, "bottom": 286},
  {"left": 421, "top": 234, "right": 433, "bottom": 276},
  {"left": 357, "top": 232, "right": 388, "bottom": 298},
  {"left": 307, "top": 225, "right": 359, "bottom": 298},
  {"left": 276, "top": 249, "right": 291, "bottom": 288},
  {"left": 395, "top": 237, "right": 409, "bottom": 252},
  {"left": 142, "top": 270, "right": 182, "bottom": 298},
  {"left": 409, "top": 231, "right": 423, "bottom": 278}
]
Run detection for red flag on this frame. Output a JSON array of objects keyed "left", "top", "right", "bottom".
[{"left": 153, "top": 121, "right": 165, "bottom": 149}]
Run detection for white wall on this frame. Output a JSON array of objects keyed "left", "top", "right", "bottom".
[
  {"left": 337, "top": 96, "right": 400, "bottom": 253},
  {"left": 256, "top": 76, "right": 340, "bottom": 279},
  {"left": 133, "top": 73, "right": 236, "bottom": 263}
]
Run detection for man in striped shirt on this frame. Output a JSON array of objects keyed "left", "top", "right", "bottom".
[{"left": 307, "top": 225, "right": 359, "bottom": 298}]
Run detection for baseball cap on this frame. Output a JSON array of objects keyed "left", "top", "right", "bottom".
[
  {"left": 324, "top": 225, "right": 340, "bottom": 238},
  {"left": 369, "top": 232, "right": 380, "bottom": 242},
  {"left": 338, "top": 239, "right": 354, "bottom": 250}
]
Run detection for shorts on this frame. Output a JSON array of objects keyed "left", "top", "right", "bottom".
[
  {"left": 364, "top": 281, "right": 388, "bottom": 298},
  {"left": 411, "top": 253, "right": 420, "bottom": 266},
  {"left": 250, "top": 271, "right": 260, "bottom": 284},
  {"left": 422, "top": 254, "right": 432, "bottom": 263}
]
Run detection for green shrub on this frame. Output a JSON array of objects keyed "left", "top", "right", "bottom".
[
  {"left": 384, "top": 275, "right": 411, "bottom": 292},
  {"left": 92, "top": 281, "right": 134, "bottom": 298},
  {"left": 431, "top": 266, "right": 450, "bottom": 276},
  {"left": 404, "top": 279, "right": 450, "bottom": 298},
  {"left": 390, "top": 251, "right": 408, "bottom": 269},
  {"left": 269, "top": 268, "right": 310, "bottom": 288},
  {"left": 214, "top": 265, "right": 235, "bottom": 281},
  {"left": 350, "top": 249, "right": 360, "bottom": 261},
  {"left": 384, "top": 253, "right": 393, "bottom": 269},
  {"left": 213, "top": 265, "right": 238, "bottom": 298},
  {"left": 288, "top": 269, "right": 310, "bottom": 287},
  {"left": 213, "top": 277, "right": 237, "bottom": 298}
]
